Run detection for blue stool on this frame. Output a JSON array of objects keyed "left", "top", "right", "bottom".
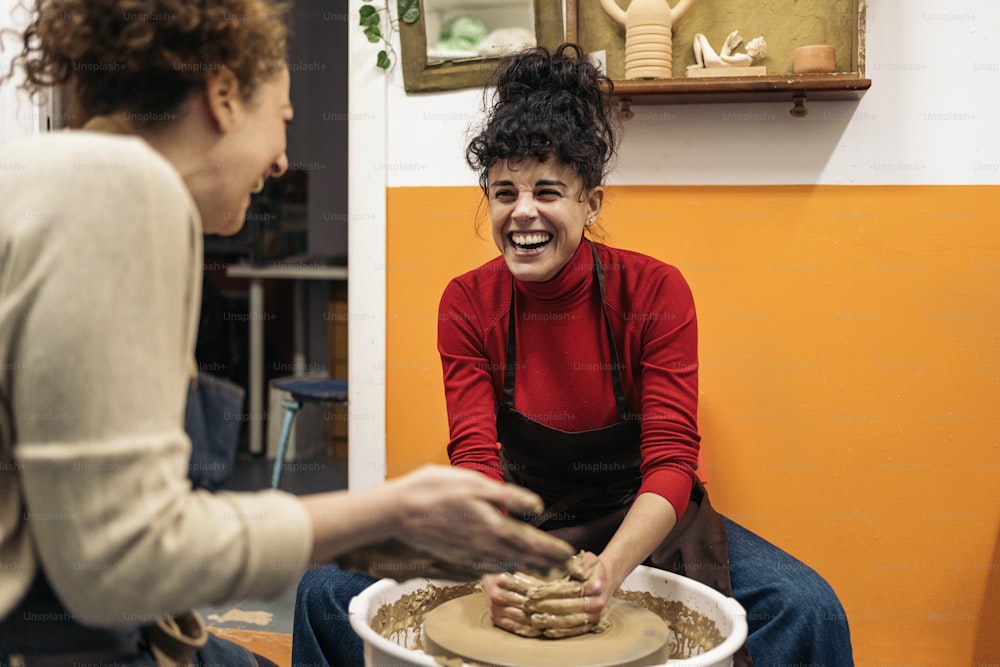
[{"left": 271, "top": 377, "right": 348, "bottom": 489}]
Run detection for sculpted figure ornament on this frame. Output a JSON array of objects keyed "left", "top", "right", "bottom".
[
  {"left": 686, "top": 30, "right": 768, "bottom": 78},
  {"left": 600, "top": 0, "right": 697, "bottom": 79},
  {"left": 688, "top": 31, "right": 767, "bottom": 68}
]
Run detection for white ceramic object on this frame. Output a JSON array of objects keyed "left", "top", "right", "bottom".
[
  {"left": 599, "top": 0, "right": 697, "bottom": 79},
  {"left": 688, "top": 31, "right": 767, "bottom": 69},
  {"left": 348, "top": 565, "right": 748, "bottom": 667}
]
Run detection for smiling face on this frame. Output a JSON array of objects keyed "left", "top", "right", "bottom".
[
  {"left": 488, "top": 158, "right": 603, "bottom": 283},
  {"left": 202, "top": 66, "right": 294, "bottom": 235}
]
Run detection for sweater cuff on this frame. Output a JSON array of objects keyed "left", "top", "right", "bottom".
[
  {"left": 637, "top": 468, "right": 695, "bottom": 523},
  {"left": 218, "top": 490, "right": 313, "bottom": 599}
]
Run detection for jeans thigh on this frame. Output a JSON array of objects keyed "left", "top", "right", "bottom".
[{"left": 192, "top": 633, "right": 275, "bottom": 667}]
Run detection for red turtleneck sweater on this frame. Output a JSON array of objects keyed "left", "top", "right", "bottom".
[{"left": 437, "top": 240, "right": 700, "bottom": 519}]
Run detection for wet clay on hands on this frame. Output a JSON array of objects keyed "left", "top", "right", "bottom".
[
  {"left": 496, "top": 553, "right": 609, "bottom": 638},
  {"left": 336, "top": 516, "right": 575, "bottom": 583}
]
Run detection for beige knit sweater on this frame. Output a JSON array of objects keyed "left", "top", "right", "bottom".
[{"left": 0, "top": 130, "right": 312, "bottom": 626}]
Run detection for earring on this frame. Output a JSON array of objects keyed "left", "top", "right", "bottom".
[{"left": 585, "top": 217, "right": 595, "bottom": 227}]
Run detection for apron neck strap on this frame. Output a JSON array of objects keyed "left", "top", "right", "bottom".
[{"left": 502, "top": 241, "right": 634, "bottom": 421}]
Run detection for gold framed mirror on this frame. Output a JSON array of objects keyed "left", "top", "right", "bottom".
[{"left": 399, "top": 0, "right": 565, "bottom": 92}]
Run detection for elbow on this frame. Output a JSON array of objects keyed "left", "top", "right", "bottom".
[{"left": 40, "top": 553, "right": 152, "bottom": 628}]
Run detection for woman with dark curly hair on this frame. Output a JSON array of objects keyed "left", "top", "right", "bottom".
[
  {"left": 293, "top": 44, "right": 854, "bottom": 667},
  {"left": 0, "top": 3, "right": 575, "bottom": 665}
]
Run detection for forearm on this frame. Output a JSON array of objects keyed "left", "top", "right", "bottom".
[
  {"left": 20, "top": 444, "right": 312, "bottom": 626},
  {"left": 301, "top": 485, "right": 399, "bottom": 564},
  {"left": 599, "top": 492, "right": 677, "bottom": 590},
  {"left": 305, "top": 465, "right": 576, "bottom": 578}
]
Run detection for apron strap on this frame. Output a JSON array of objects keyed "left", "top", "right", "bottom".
[
  {"left": 501, "top": 241, "right": 634, "bottom": 422},
  {"left": 502, "top": 284, "right": 517, "bottom": 405},
  {"left": 589, "top": 241, "right": 634, "bottom": 421}
]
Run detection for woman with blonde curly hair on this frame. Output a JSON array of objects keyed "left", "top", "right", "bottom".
[{"left": 0, "top": 2, "right": 574, "bottom": 664}]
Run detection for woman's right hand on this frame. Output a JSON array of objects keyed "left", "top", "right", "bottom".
[
  {"left": 389, "top": 465, "right": 575, "bottom": 575},
  {"left": 483, "top": 572, "right": 535, "bottom": 634}
]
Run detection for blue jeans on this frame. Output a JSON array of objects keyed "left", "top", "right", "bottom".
[
  {"left": 292, "top": 517, "right": 853, "bottom": 667},
  {"left": 292, "top": 568, "right": 375, "bottom": 667},
  {"left": 723, "top": 517, "right": 853, "bottom": 667}
]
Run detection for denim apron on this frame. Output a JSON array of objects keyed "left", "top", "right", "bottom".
[
  {"left": 0, "top": 576, "right": 262, "bottom": 667},
  {"left": 0, "top": 574, "right": 151, "bottom": 666},
  {"left": 497, "top": 242, "right": 753, "bottom": 666}
]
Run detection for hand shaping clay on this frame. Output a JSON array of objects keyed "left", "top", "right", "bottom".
[{"left": 497, "top": 568, "right": 602, "bottom": 638}]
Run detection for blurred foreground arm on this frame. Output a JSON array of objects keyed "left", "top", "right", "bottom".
[{"left": 302, "top": 465, "right": 575, "bottom": 580}]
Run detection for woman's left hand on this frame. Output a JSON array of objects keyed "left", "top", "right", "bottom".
[{"left": 483, "top": 551, "right": 613, "bottom": 638}]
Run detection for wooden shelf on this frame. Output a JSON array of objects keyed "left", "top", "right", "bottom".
[
  {"left": 609, "top": 72, "right": 871, "bottom": 117},
  {"left": 613, "top": 72, "right": 869, "bottom": 103},
  {"left": 567, "top": 0, "right": 870, "bottom": 118}
]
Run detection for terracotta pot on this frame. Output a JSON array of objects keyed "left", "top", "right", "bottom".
[{"left": 793, "top": 45, "right": 837, "bottom": 74}]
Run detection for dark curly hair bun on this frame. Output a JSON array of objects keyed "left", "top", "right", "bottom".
[{"left": 467, "top": 43, "right": 620, "bottom": 193}]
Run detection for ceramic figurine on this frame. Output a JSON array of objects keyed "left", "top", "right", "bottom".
[
  {"left": 600, "top": 0, "right": 697, "bottom": 79},
  {"left": 688, "top": 31, "right": 767, "bottom": 69}
]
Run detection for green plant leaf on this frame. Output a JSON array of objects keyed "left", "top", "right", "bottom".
[
  {"left": 377, "top": 50, "right": 391, "bottom": 69},
  {"left": 398, "top": 0, "right": 420, "bottom": 24},
  {"left": 364, "top": 25, "right": 382, "bottom": 43},
  {"left": 359, "top": 4, "right": 378, "bottom": 25}
]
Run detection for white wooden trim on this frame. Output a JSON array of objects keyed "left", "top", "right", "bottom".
[{"left": 347, "top": 0, "right": 389, "bottom": 490}]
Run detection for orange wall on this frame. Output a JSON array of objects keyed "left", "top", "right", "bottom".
[{"left": 385, "top": 185, "right": 1000, "bottom": 666}]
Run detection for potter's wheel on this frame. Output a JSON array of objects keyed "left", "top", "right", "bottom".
[{"left": 422, "top": 592, "right": 672, "bottom": 667}]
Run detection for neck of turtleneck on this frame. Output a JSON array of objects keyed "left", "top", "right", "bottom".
[{"left": 514, "top": 238, "right": 594, "bottom": 305}]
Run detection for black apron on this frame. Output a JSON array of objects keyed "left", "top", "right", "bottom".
[{"left": 497, "top": 242, "right": 753, "bottom": 666}]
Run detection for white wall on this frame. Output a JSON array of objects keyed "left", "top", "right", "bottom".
[
  {"left": 0, "top": 0, "right": 50, "bottom": 145},
  {"left": 373, "top": 0, "right": 1000, "bottom": 188}
]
